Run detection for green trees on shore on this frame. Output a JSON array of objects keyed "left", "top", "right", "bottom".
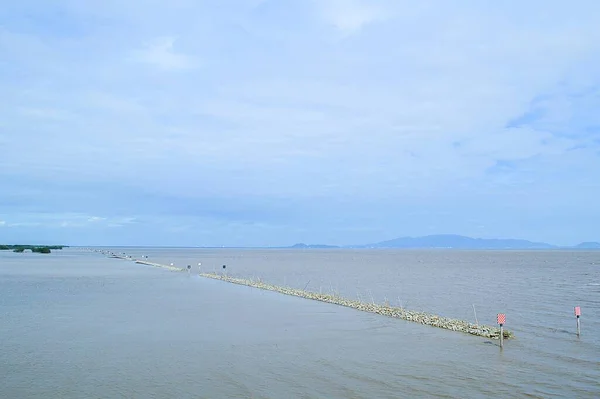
[
  {"left": 33, "top": 247, "right": 52, "bottom": 253},
  {"left": 0, "top": 245, "right": 66, "bottom": 254}
]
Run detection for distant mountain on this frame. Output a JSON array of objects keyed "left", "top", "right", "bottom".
[
  {"left": 289, "top": 243, "right": 340, "bottom": 249},
  {"left": 573, "top": 241, "right": 600, "bottom": 249},
  {"left": 282, "top": 236, "right": 600, "bottom": 250},
  {"left": 350, "top": 234, "right": 556, "bottom": 249}
]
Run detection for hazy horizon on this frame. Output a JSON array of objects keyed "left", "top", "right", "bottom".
[{"left": 4, "top": 233, "right": 599, "bottom": 248}]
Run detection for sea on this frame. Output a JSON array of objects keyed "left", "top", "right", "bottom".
[{"left": 1, "top": 248, "right": 599, "bottom": 398}]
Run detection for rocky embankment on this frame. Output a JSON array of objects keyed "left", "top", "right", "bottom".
[
  {"left": 97, "top": 249, "right": 512, "bottom": 339},
  {"left": 200, "top": 273, "right": 513, "bottom": 339},
  {"left": 134, "top": 260, "right": 185, "bottom": 272}
]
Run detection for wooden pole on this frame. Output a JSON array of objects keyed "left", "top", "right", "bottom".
[
  {"left": 576, "top": 316, "right": 580, "bottom": 336},
  {"left": 575, "top": 306, "right": 581, "bottom": 336}
]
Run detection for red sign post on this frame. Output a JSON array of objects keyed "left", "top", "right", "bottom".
[
  {"left": 497, "top": 313, "right": 506, "bottom": 325},
  {"left": 575, "top": 306, "right": 581, "bottom": 336},
  {"left": 497, "top": 313, "right": 506, "bottom": 349}
]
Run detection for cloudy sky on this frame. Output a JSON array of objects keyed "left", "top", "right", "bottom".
[{"left": 1, "top": 1, "right": 599, "bottom": 247}]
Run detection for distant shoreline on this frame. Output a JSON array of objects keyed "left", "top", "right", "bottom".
[{"left": 0, "top": 245, "right": 67, "bottom": 254}]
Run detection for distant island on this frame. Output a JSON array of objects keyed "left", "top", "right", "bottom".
[
  {"left": 573, "top": 242, "right": 600, "bottom": 249},
  {"left": 289, "top": 243, "right": 340, "bottom": 249},
  {"left": 285, "top": 235, "right": 600, "bottom": 250},
  {"left": 0, "top": 245, "right": 67, "bottom": 254}
]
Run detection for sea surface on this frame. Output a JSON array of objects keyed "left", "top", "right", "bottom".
[{"left": 1, "top": 248, "right": 599, "bottom": 398}]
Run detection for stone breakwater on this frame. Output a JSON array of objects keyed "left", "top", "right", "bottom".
[
  {"left": 135, "top": 260, "right": 186, "bottom": 272},
  {"left": 96, "top": 250, "right": 512, "bottom": 340},
  {"left": 200, "top": 273, "right": 513, "bottom": 340},
  {"left": 96, "top": 250, "right": 187, "bottom": 272}
]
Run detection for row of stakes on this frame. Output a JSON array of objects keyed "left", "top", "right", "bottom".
[
  {"left": 186, "top": 260, "right": 585, "bottom": 349},
  {"left": 95, "top": 250, "right": 585, "bottom": 348}
]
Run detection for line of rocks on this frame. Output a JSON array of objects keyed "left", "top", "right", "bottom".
[
  {"left": 134, "top": 260, "right": 185, "bottom": 272},
  {"left": 200, "top": 272, "right": 513, "bottom": 340},
  {"left": 96, "top": 250, "right": 512, "bottom": 340},
  {"left": 95, "top": 250, "right": 185, "bottom": 272}
]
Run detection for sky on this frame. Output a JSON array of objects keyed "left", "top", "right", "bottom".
[{"left": 1, "top": 0, "right": 600, "bottom": 247}]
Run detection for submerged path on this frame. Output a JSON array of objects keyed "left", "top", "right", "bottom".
[{"left": 101, "top": 252, "right": 512, "bottom": 339}]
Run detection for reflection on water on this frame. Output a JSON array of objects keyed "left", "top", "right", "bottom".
[{"left": 1, "top": 248, "right": 599, "bottom": 398}]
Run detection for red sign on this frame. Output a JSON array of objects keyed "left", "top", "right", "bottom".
[
  {"left": 497, "top": 313, "right": 506, "bottom": 325},
  {"left": 574, "top": 306, "right": 581, "bottom": 316}
]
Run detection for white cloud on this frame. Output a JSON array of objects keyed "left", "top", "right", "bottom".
[
  {"left": 314, "top": 0, "right": 398, "bottom": 35},
  {"left": 83, "top": 92, "right": 146, "bottom": 115},
  {"left": 107, "top": 217, "right": 139, "bottom": 228},
  {"left": 165, "top": 225, "right": 191, "bottom": 233},
  {"left": 0, "top": 214, "right": 139, "bottom": 229},
  {"left": 6, "top": 222, "right": 42, "bottom": 228},
  {"left": 131, "top": 36, "right": 195, "bottom": 70},
  {"left": 17, "top": 107, "right": 77, "bottom": 121}
]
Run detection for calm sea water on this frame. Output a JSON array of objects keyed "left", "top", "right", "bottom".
[{"left": 1, "top": 248, "right": 599, "bottom": 398}]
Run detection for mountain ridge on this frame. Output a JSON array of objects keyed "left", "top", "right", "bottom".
[{"left": 286, "top": 235, "right": 600, "bottom": 250}]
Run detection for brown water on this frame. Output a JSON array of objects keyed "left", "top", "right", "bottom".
[{"left": 1, "top": 248, "right": 599, "bottom": 398}]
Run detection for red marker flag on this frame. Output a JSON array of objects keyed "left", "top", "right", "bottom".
[
  {"left": 574, "top": 306, "right": 581, "bottom": 316},
  {"left": 497, "top": 313, "right": 506, "bottom": 325}
]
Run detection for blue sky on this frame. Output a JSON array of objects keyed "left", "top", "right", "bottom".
[{"left": 1, "top": 0, "right": 600, "bottom": 247}]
